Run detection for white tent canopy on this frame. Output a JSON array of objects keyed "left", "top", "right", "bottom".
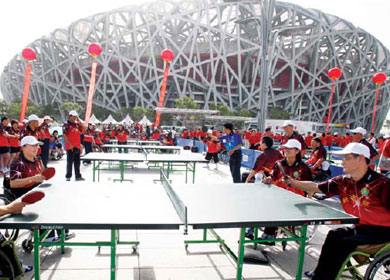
[
  {"left": 89, "top": 114, "right": 101, "bottom": 124},
  {"left": 138, "top": 115, "right": 152, "bottom": 126},
  {"left": 103, "top": 114, "right": 118, "bottom": 124},
  {"left": 121, "top": 114, "right": 134, "bottom": 125}
]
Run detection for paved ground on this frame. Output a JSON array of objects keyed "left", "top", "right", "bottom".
[{"left": 2, "top": 150, "right": 359, "bottom": 280}]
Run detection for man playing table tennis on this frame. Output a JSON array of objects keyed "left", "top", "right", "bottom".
[{"left": 284, "top": 143, "right": 390, "bottom": 280}]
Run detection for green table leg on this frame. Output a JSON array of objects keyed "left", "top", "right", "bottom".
[
  {"left": 236, "top": 228, "right": 246, "bottom": 280},
  {"left": 110, "top": 229, "right": 117, "bottom": 280},
  {"left": 34, "top": 229, "right": 40, "bottom": 280},
  {"left": 192, "top": 162, "right": 196, "bottom": 184},
  {"left": 60, "top": 229, "right": 65, "bottom": 254},
  {"left": 296, "top": 225, "right": 307, "bottom": 280},
  {"left": 92, "top": 160, "right": 96, "bottom": 182}
]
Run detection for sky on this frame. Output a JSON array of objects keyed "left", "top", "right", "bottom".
[{"left": 0, "top": 0, "right": 389, "bottom": 119}]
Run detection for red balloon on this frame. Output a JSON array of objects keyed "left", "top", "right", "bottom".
[
  {"left": 373, "top": 72, "right": 387, "bottom": 85},
  {"left": 88, "top": 43, "right": 102, "bottom": 57},
  {"left": 328, "top": 67, "right": 342, "bottom": 80},
  {"left": 22, "top": 48, "right": 36, "bottom": 61},
  {"left": 161, "top": 49, "right": 174, "bottom": 62}
]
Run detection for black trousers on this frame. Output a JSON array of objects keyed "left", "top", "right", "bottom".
[
  {"left": 313, "top": 225, "right": 390, "bottom": 280},
  {"left": 229, "top": 150, "right": 242, "bottom": 183},
  {"left": 40, "top": 138, "right": 50, "bottom": 168},
  {"left": 66, "top": 148, "right": 82, "bottom": 179},
  {"left": 83, "top": 142, "right": 93, "bottom": 163}
]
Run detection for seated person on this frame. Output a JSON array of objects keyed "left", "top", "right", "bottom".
[
  {"left": 245, "top": 136, "right": 283, "bottom": 183},
  {"left": 285, "top": 143, "right": 390, "bottom": 280},
  {"left": 261, "top": 139, "right": 312, "bottom": 243},
  {"left": 9, "top": 136, "right": 75, "bottom": 242},
  {"left": 0, "top": 200, "right": 33, "bottom": 275},
  {"left": 306, "top": 137, "right": 329, "bottom": 174}
]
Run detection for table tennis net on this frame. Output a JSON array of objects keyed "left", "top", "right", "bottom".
[{"left": 159, "top": 169, "right": 188, "bottom": 232}]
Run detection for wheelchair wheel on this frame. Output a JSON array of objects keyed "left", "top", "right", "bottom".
[
  {"left": 364, "top": 251, "right": 390, "bottom": 280},
  {"left": 0, "top": 249, "right": 15, "bottom": 279},
  {"left": 0, "top": 195, "right": 19, "bottom": 241}
]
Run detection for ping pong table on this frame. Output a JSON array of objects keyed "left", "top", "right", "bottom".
[
  {"left": 103, "top": 144, "right": 182, "bottom": 154},
  {"left": 0, "top": 181, "right": 182, "bottom": 280},
  {"left": 83, "top": 152, "right": 207, "bottom": 183},
  {"left": 0, "top": 171, "right": 358, "bottom": 280},
  {"left": 157, "top": 171, "right": 358, "bottom": 280}
]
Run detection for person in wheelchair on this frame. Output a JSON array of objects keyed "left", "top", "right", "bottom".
[
  {"left": 0, "top": 200, "right": 33, "bottom": 276},
  {"left": 259, "top": 139, "right": 312, "bottom": 244},
  {"left": 285, "top": 143, "right": 390, "bottom": 280}
]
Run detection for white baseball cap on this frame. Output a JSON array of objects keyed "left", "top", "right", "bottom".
[
  {"left": 43, "top": 116, "right": 52, "bottom": 120},
  {"left": 21, "top": 136, "right": 43, "bottom": 146},
  {"left": 69, "top": 110, "right": 78, "bottom": 116},
  {"left": 282, "top": 120, "right": 294, "bottom": 127},
  {"left": 28, "top": 114, "right": 39, "bottom": 122},
  {"left": 23, "top": 119, "right": 28, "bottom": 124},
  {"left": 281, "top": 139, "right": 302, "bottom": 150},
  {"left": 349, "top": 127, "right": 366, "bottom": 135},
  {"left": 207, "top": 129, "right": 213, "bottom": 134},
  {"left": 333, "top": 143, "right": 370, "bottom": 159}
]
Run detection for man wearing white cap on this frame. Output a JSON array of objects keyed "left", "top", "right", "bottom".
[
  {"left": 20, "top": 114, "right": 41, "bottom": 142},
  {"left": 39, "top": 116, "right": 54, "bottom": 168},
  {"left": 285, "top": 143, "right": 390, "bottom": 280},
  {"left": 281, "top": 120, "right": 306, "bottom": 157},
  {"left": 63, "top": 110, "right": 86, "bottom": 181},
  {"left": 350, "top": 126, "right": 379, "bottom": 164}
]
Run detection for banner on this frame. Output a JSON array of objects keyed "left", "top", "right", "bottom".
[
  {"left": 19, "top": 64, "right": 33, "bottom": 123},
  {"left": 84, "top": 61, "right": 98, "bottom": 124}
]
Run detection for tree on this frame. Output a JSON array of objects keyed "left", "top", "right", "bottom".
[
  {"left": 61, "top": 102, "right": 83, "bottom": 116},
  {"left": 131, "top": 106, "right": 155, "bottom": 122},
  {"left": 7, "top": 102, "right": 41, "bottom": 120},
  {"left": 236, "top": 108, "right": 255, "bottom": 118},
  {"left": 0, "top": 100, "right": 8, "bottom": 116},
  {"left": 93, "top": 106, "right": 112, "bottom": 121},
  {"left": 175, "top": 97, "right": 198, "bottom": 109},
  {"left": 268, "top": 107, "right": 290, "bottom": 120},
  {"left": 40, "top": 104, "right": 60, "bottom": 120}
]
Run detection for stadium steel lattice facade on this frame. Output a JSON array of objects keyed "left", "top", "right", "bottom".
[{"left": 1, "top": 0, "right": 390, "bottom": 132}]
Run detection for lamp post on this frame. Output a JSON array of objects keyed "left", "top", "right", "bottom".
[
  {"left": 19, "top": 48, "right": 36, "bottom": 123},
  {"left": 371, "top": 72, "right": 387, "bottom": 132},
  {"left": 85, "top": 43, "right": 102, "bottom": 124},
  {"left": 326, "top": 67, "right": 342, "bottom": 133},
  {"left": 154, "top": 49, "right": 174, "bottom": 128}
]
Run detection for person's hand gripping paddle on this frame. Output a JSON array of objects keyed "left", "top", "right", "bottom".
[
  {"left": 21, "top": 191, "right": 45, "bottom": 205},
  {"left": 277, "top": 161, "right": 292, "bottom": 187}
]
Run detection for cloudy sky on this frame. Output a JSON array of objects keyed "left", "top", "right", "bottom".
[{"left": 0, "top": 0, "right": 389, "bottom": 117}]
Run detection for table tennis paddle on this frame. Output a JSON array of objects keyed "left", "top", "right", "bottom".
[
  {"left": 277, "top": 161, "right": 291, "bottom": 186},
  {"left": 21, "top": 191, "right": 45, "bottom": 204},
  {"left": 42, "top": 167, "right": 55, "bottom": 180}
]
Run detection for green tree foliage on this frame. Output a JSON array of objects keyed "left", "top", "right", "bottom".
[
  {"left": 6, "top": 102, "right": 41, "bottom": 120},
  {"left": 236, "top": 108, "right": 255, "bottom": 118},
  {"left": 40, "top": 105, "right": 60, "bottom": 120},
  {"left": 268, "top": 107, "right": 290, "bottom": 120},
  {"left": 61, "top": 102, "right": 83, "bottom": 116},
  {"left": 175, "top": 97, "right": 198, "bottom": 109},
  {"left": 132, "top": 106, "right": 155, "bottom": 123},
  {"left": 93, "top": 106, "right": 112, "bottom": 121}
]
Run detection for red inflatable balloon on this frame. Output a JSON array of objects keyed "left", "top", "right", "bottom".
[
  {"left": 22, "top": 48, "right": 36, "bottom": 61},
  {"left": 161, "top": 49, "right": 174, "bottom": 62},
  {"left": 88, "top": 43, "right": 102, "bottom": 57},
  {"left": 328, "top": 67, "right": 342, "bottom": 80},
  {"left": 373, "top": 72, "right": 387, "bottom": 85}
]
